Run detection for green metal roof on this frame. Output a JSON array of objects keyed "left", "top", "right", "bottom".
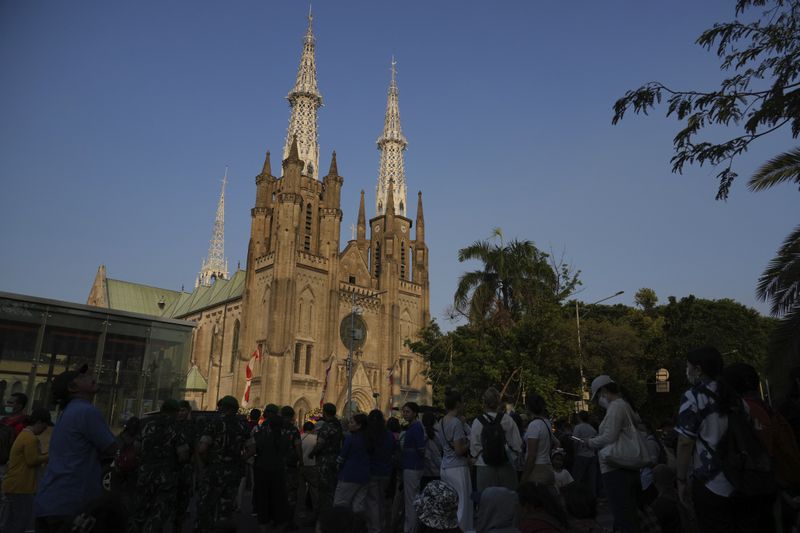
[
  {"left": 183, "top": 365, "right": 208, "bottom": 391},
  {"left": 105, "top": 270, "right": 245, "bottom": 319},
  {"left": 106, "top": 279, "right": 182, "bottom": 317}
]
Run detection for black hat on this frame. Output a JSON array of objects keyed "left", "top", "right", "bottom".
[{"left": 51, "top": 364, "right": 89, "bottom": 402}]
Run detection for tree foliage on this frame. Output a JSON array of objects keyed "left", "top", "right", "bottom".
[
  {"left": 612, "top": 0, "right": 800, "bottom": 200},
  {"left": 612, "top": 0, "right": 800, "bottom": 354},
  {"left": 634, "top": 287, "right": 659, "bottom": 313},
  {"left": 453, "top": 229, "right": 580, "bottom": 325}
]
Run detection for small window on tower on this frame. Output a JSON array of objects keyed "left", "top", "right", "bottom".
[
  {"left": 294, "top": 343, "right": 302, "bottom": 374},
  {"left": 349, "top": 276, "right": 356, "bottom": 284}
]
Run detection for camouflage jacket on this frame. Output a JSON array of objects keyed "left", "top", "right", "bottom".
[
  {"left": 313, "top": 417, "right": 343, "bottom": 461},
  {"left": 137, "top": 413, "right": 187, "bottom": 472},
  {"left": 201, "top": 414, "right": 252, "bottom": 466}
]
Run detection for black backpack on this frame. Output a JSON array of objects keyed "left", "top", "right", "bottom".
[
  {"left": 697, "top": 386, "right": 776, "bottom": 498},
  {"left": 478, "top": 413, "right": 507, "bottom": 466}
]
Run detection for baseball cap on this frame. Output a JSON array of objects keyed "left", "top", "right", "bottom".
[
  {"left": 590, "top": 375, "right": 615, "bottom": 403},
  {"left": 51, "top": 363, "right": 89, "bottom": 402}
]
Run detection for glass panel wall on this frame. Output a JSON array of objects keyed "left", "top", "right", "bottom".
[{"left": 0, "top": 293, "right": 194, "bottom": 431}]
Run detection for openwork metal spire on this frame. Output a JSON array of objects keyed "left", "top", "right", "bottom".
[
  {"left": 197, "top": 168, "right": 229, "bottom": 288},
  {"left": 283, "top": 7, "right": 322, "bottom": 180},
  {"left": 376, "top": 57, "right": 408, "bottom": 216}
]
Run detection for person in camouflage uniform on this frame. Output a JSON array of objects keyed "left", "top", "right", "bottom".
[
  {"left": 128, "top": 398, "right": 189, "bottom": 533},
  {"left": 173, "top": 400, "right": 195, "bottom": 533},
  {"left": 195, "top": 395, "right": 255, "bottom": 533},
  {"left": 280, "top": 405, "right": 303, "bottom": 530},
  {"left": 310, "top": 402, "right": 343, "bottom": 514}
]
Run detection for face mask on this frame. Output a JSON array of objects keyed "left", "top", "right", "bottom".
[
  {"left": 3, "top": 406, "right": 13, "bottom": 415},
  {"left": 598, "top": 396, "right": 610, "bottom": 410}
]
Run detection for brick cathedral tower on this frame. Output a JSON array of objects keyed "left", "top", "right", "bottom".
[{"left": 231, "top": 12, "right": 429, "bottom": 417}]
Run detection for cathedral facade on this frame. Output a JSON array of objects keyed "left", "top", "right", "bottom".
[{"left": 87, "top": 12, "right": 430, "bottom": 418}]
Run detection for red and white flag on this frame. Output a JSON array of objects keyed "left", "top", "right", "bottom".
[
  {"left": 242, "top": 344, "right": 262, "bottom": 407},
  {"left": 387, "top": 362, "right": 397, "bottom": 412},
  {"left": 319, "top": 357, "right": 335, "bottom": 408}
]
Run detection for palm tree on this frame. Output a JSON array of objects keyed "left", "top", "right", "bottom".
[
  {"left": 748, "top": 147, "right": 800, "bottom": 350},
  {"left": 453, "top": 229, "right": 561, "bottom": 324}
]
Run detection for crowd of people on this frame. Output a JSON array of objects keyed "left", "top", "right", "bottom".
[{"left": 1, "top": 345, "right": 800, "bottom": 532}]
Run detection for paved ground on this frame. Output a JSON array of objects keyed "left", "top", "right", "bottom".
[{"left": 180, "top": 487, "right": 616, "bottom": 532}]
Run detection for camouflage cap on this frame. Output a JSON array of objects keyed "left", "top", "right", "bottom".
[{"left": 161, "top": 398, "right": 180, "bottom": 413}]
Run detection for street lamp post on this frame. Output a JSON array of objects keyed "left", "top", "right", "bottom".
[
  {"left": 575, "top": 290, "right": 624, "bottom": 408},
  {"left": 344, "top": 288, "right": 387, "bottom": 418}
]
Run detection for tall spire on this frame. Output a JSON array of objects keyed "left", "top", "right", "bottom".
[
  {"left": 357, "top": 190, "right": 366, "bottom": 242},
  {"left": 376, "top": 56, "right": 408, "bottom": 216},
  {"left": 283, "top": 7, "right": 323, "bottom": 179},
  {"left": 197, "top": 167, "right": 230, "bottom": 288},
  {"left": 261, "top": 150, "right": 272, "bottom": 176},
  {"left": 415, "top": 191, "right": 425, "bottom": 242}
]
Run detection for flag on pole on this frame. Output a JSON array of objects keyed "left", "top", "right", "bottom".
[
  {"left": 242, "top": 344, "right": 262, "bottom": 407},
  {"left": 387, "top": 362, "right": 397, "bottom": 412},
  {"left": 319, "top": 357, "right": 334, "bottom": 408}
]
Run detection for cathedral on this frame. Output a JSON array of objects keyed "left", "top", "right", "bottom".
[{"left": 87, "top": 11, "right": 431, "bottom": 418}]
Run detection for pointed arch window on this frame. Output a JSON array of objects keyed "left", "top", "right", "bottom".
[
  {"left": 400, "top": 241, "right": 406, "bottom": 279},
  {"left": 294, "top": 343, "right": 302, "bottom": 374},
  {"left": 305, "top": 345, "right": 313, "bottom": 374},
  {"left": 229, "top": 320, "right": 240, "bottom": 373},
  {"left": 304, "top": 202, "right": 313, "bottom": 252}
]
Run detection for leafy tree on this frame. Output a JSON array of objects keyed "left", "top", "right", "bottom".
[
  {"left": 453, "top": 229, "right": 579, "bottom": 325},
  {"left": 634, "top": 288, "right": 659, "bottom": 313},
  {"left": 612, "top": 0, "right": 800, "bottom": 351},
  {"left": 751, "top": 154, "right": 800, "bottom": 350}
]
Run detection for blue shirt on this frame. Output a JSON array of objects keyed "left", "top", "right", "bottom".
[
  {"left": 370, "top": 430, "right": 396, "bottom": 477},
  {"left": 402, "top": 420, "right": 426, "bottom": 470},
  {"left": 35, "top": 399, "right": 116, "bottom": 518},
  {"left": 338, "top": 432, "right": 370, "bottom": 483}
]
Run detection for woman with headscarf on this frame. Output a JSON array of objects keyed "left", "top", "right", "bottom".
[
  {"left": 334, "top": 413, "right": 370, "bottom": 517},
  {"left": 2, "top": 408, "right": 50, "bottom": 533},
  {"left": 365, "top": 409, "right": 395, "bottom": 533},
  {"left": 582, "top": 375, "right": 642, "bottom": 533}
]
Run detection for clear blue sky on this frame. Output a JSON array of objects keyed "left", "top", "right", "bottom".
[{"left": 1, "top": 1, "right": 796, "bottom": 323}]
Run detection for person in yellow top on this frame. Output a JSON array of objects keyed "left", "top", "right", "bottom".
[{"left": 1, "top": 407, "right": 51, "bottom": 533}]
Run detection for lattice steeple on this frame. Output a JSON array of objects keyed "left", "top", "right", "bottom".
[
  {"left": 197, "top": 168, "right": 229, "bottom": 288},
  {"left": 376, "top": 57, "right": 408, "bottom": 216},
  {"left": 283, "top": 7, "right": 323, "bottom": 180}
]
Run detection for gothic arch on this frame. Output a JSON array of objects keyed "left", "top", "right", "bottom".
[
  {"left": 293, "top": 396, "right": 312, "bottom": 424},
  {"left": 299, "top": 286, "right": 315, "bottom": 336},
  {"left": 336, "top": 387, "right": 374, "bottom": 415},
  {"left": 400, "top": 308, "right": 413, "bottom": 341}
]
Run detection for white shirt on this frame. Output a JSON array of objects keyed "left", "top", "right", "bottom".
[
  {"left": 524, "top": 418, "right": 553, "bottom": 465},
  {"left": 588, "top": 398, "right": 638, "bottom": 474},
  {"left": 301, "top": 433, "right": 317, "bottom": 466},
  {"left": 469, "top": 411, "right": 523, "bottom": 467},
  {"left": 554, "top": 468, "right": 574, "bottom": 489}
]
